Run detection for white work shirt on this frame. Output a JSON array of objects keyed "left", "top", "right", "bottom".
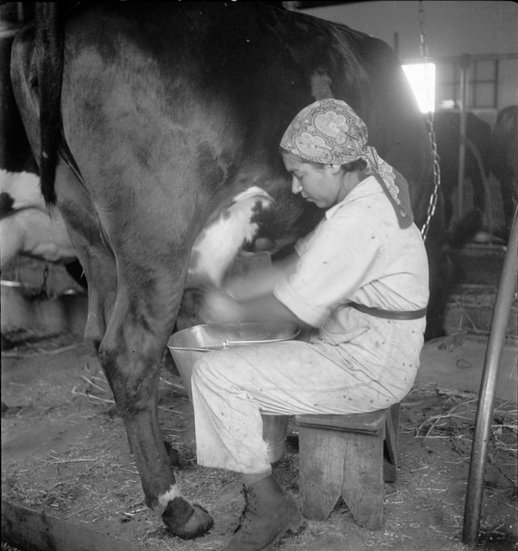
[{"left": 274, "top": 175, "right": 429, "bottom": 336}]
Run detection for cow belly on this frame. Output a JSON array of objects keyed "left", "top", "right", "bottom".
[{"left": 187, "top": 186, "right": 273, "bottom": 288}]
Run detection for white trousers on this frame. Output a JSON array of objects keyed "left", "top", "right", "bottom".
[{"left": 191, "top": 318, "right": 423, "bottom": 474}]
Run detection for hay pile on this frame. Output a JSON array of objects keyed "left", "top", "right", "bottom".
[
  {"left": 402, "top": 385, "right": 517, "bottom": 489},
  {"left": 445, "top": 284, "right": 518, "bottom": 340}
]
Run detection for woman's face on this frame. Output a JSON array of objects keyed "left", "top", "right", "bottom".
[{"left": 281, "top": 151, "right": 341, "bottom": 208}]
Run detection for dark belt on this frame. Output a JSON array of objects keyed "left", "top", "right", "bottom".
[{"left": 349, "top": 301, "right": 427, "bottom": 320}]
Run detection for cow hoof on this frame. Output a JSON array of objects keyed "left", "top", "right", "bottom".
[{"left": 162, "top": 497, "right": 213, "bottom": 539}]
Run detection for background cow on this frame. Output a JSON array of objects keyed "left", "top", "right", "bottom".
[
  {"left": 433, "top": 110, "right": 491, "bottom": 231},
  {"left": 488, "top": 105, "right": 518, "bottom": 238},
  {"left": 10, "top": 2, "right": 441, "bottom": 539},
  {"left": 433, "top": 107, "right": 517, "bottom": 241},
  {"left": 1, "top": 19, "right": 85, "bottom": 287},
  {"left": 1, "top": 24, "right": 86, "bottom": 351},
  {"left": 0, "top": 169, "right": 78, "bottom": 269}
]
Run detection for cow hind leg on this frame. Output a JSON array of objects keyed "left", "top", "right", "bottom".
[{"left": 98, "top": 283, "right": 213, "bottom": 539}]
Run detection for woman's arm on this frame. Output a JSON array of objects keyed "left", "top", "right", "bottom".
[
  {"left": 223, "top": 253, "right": 299, "bottom": 301},
  {"left": 200, "top": 287, "right": 304, "bottom": 326},
  {"left": 199, "top": 251, "right": 310, "bottom": 327}
]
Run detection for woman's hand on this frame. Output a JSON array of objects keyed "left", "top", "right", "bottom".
[
  {"left": 223, "top": 252, "right": 299, "bottom": 301},
  {"left": 198, "top": 287, "right": 245, "bottom": 324}
]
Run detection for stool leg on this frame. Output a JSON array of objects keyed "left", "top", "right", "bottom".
[
  {"left": 383, "top": 403, "right": 400, "bottom": 483},
  {"left": 341, "top": 431, "right": 384, "bottom": 530},
  {"left": 298, "top": 426, "right": 345, "bottom": 521}
]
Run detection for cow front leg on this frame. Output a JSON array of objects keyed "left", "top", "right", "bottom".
[
  {"left": 99, "top": 296, "right": 213, "bottom": 539},
  {"left": 120, "top": 384, "right": 213, "bottom": 539}
]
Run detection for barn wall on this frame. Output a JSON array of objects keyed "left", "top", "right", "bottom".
[{"left": 300, "top": 1, "right": 518, "bottom": 114}]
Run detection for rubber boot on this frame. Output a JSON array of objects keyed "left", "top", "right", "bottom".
[{"left": 221, "top": 475, "right": 302, "bottom": 551}]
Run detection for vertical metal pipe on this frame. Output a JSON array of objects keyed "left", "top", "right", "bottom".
[
  {"left": 457, "top": 55, "right": 471, "bottom": 221},
  {"left": 462, "top": 206, "right": 518, "bottom": 547}
]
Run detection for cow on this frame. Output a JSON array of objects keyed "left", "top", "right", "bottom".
[
  {"left": 1, "top": 23, "right": 86, "bottom": 353},
  {"left": 0, "top": 16, "right": 36, "bottom": 177},
  {"left": 488, "top": 105, "right": 518, "bottom": 238},
  {"left": 10, "top": 2, "right": 440, "bottom": 539},
  {"left": 433, "top": 110, "right": 491, "bottom": 231},
  {"left": 0, "top": 169, "right": 77, "bottom": 268},
  {"left": 1, "top": 19, "right": 84, "bottom": 287},
  {"left": 0, "top": 169, "right": 87, "bottom": 352}
]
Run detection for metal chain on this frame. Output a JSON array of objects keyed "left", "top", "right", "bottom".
[{"left": 418, "top": 0, "right": 442, "bottom": 242}]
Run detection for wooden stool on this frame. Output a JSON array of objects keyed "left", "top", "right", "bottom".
[{"left": 295, "top": 403, "right": 400, "bottom": 530}]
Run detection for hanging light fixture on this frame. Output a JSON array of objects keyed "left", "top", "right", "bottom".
[{"left": 402, "top": 62, "right": 436, "bottom": 113}]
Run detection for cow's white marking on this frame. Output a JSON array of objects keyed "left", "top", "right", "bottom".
[
  {"left": 0, "top": 169, "right": 45, "bottom": 212},
  {"left": 157, "top": 484, "right": 183, "bottom": 512},
  {"left": 187, "top": 186, "right": 274, "bottom": 287}
]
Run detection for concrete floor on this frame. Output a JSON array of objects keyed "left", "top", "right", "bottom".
[{"left": 417, "top": 334, "right": 517, "bottom": 403}]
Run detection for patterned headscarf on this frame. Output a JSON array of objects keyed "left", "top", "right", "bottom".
[{"left": 280, "top": 98, "right": 414, "bottom": 228}]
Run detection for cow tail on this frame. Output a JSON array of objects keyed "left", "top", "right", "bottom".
[{"left": 35, "top": 3, "right": 64, "bottom": 205}]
